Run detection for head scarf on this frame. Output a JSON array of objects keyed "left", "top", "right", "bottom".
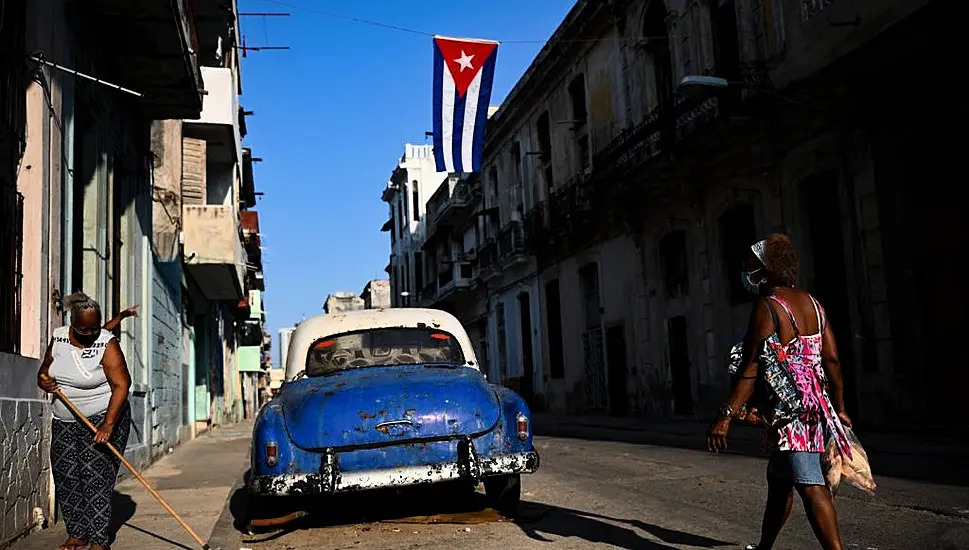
[{"left": 751, "top": 239, "right": 767, "bottom": 267}]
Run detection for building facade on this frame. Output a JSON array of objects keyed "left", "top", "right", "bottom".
[
  {"left": 381, "top": 144, "right": 450, "bottom": 308},
  {"left": 0, "top": 0, "right": 271, "bottom": 544},
  {"left": 361, "top": 279, "right": 391, "bottom": 309},
  {"left": 383, "top": 0, "right": 960, "bottom": 430}
]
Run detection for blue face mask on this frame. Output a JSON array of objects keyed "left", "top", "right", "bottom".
[{"left": 741, "top": 270, "right": 765, "bottom": 294}]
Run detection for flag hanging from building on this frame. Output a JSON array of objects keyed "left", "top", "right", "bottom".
[{"left": 432, "top": 35, "right": 499, "bottom": 173}]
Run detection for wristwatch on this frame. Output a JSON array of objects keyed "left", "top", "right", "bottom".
[{"left": 717, "top": 404, "right": 735, "bottom": 418}]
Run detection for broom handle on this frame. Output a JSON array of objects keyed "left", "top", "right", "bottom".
[{"left": 48, "top": 382, "right": 209, "bottom": 549}]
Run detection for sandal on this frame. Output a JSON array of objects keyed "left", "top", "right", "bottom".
[{"left": 56, "top": 537, "right": 86, "bottom": 550}]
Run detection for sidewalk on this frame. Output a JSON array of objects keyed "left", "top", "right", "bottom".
[
  {"left": 533, "top": 413, "right": 969, "bottom": 486},
  {"left": 13, "top": 421, "right": 252, "bottom": 550}
]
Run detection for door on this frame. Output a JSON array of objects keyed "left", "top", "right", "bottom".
[
  {"left": 606, "top": 324, "right": 628, "bottom": 417},
  {"left": 517, "top": 292, "right": 535, "bottom": 405},
  {"left": 803, "top": 173, "right": 858, "bottom": 414},
  {"left": 667, "top": 316, "right": 693, "bottom": 415}
]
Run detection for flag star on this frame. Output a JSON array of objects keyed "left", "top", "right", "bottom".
[{"left": 455, "top": 51, "right": 475, "bottom": 72}]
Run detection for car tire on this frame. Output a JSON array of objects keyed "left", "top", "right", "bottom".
[{"left": 484, "top": 474, "right": 521, "bottom": 515}]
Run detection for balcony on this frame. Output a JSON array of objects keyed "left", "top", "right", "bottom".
[
  {"left": 241, "top": 210, "right": 262, "bottom": 275},
  {"left": 184, "top": 67, "right": 242, "bottom": 165},
  {"left": 477, "top": 240, "right": 500, "bottom": 282},
  {"left": 498, "top": 222, "right": 527, "bottom": 267},
  {"left": 80, "top": 0, "right": 204, "bottom": 119},
  {"left": 183, "top": 205, "right": 246, "bottom": 301},
  {"left": 433, "top": 179, "right": 482, "bottom": 228},
  {"left": 436, "top": 259, "right": 474, "bottom": 302}
]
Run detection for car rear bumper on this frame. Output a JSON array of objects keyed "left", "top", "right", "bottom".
[{"left": 248, "top": 448, "right": 540, "bottom": 497}]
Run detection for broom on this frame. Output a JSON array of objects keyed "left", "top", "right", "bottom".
[{"left": 41, "top": 374, "right": 213, "bottom": 550}]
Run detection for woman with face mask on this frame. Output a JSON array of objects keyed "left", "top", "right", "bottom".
[
  {"left": 37, "top": 292, "right": 133, "bottom": 550},
  {"left": 706, "top": 234, "right": 852, "bottom": 550}
]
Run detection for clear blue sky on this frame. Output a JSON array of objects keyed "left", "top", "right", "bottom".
[{"left": 236, "top": 0, "right": 575, "bottom": 357}]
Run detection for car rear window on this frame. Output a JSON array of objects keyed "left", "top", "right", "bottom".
[{"left": 305, "top": 327, "right": 465, "bottom": 376}]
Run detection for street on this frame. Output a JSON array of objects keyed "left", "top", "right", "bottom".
[
  {"left": 14, "top": 421, "right": 969, "bottom": 549},
  {"left": 223, "top": 433, "right": 969, "bottom": 549}
]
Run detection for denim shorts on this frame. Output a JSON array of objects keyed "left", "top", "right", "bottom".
[{"left": 767, "top": 451, "right": 825, "bottom": 485}]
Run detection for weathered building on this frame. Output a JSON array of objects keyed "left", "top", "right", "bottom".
[
  {"left": 0, "top": 0, "right": 272, "bottom": 544},
  {"left": 0, "top": 0, "right": 206, "bottom": 543},
  {"left": 361, "top": 279, "right": 391, "bottom": 309},
  {"left": 381, "top": 144, "right": 450, "bottom": 307},
  {"left": 324, "top": 291, "right": 365, "bottom": 314},
  {"left": 392, "top": 0, "right": 962, "bottom": 430}
]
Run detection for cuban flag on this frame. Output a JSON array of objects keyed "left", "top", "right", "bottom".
[{"left": 432, "top": 35, "right": 499, "bottom": 173}]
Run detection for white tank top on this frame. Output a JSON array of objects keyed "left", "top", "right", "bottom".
[{"left": 47, "top": 326, "right": 115, "bottom": 421}]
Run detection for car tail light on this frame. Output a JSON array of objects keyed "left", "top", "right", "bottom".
[
  {"left": 265, "top": 442, "right": 278, "bottom": 467},
  {"left": 516, "top": 412, "right": 529, "bottom": 441}
]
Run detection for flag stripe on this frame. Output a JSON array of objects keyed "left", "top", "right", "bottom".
[
  {"left": 461, "top": 69, "right": 482, "bottom": 172},
  {"left": 471, "top": 48, "right": 497, "bottom": 174},
  {"left": 441, "top": 65, "right": 456, "bottom": 172},
  {"left": 432, "top": 44, "right": 446, "bottom": 172},
  {"left": 451, "top": 79, "right": 467, "bottom": 174}
]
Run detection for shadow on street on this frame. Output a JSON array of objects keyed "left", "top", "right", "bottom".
[
  {"left": 230, "top": 472, "right": 732, "bottom": 549},
  {"left": 110, "top": 490, "right": 194, "bottom": 550},
  {"left": 534, "top": 422, "right": 969, "bottom": 487}
]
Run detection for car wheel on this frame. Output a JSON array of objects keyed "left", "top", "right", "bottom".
[{"left": 483, "top": 474, "right": 521, "bottom": 515}]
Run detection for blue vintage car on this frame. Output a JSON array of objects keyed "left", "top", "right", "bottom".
[{"left": 248, "top": 308, "right": 540, "bottom": 515}]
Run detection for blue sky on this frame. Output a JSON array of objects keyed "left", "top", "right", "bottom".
[{"left": 236, "top": 0, "right": 575, "bottom": 358}]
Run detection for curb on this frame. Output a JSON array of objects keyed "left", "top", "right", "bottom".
[{"left": 206, "top": 462, "right": 249, "bottom": 550}]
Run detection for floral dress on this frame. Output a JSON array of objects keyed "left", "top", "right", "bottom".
[{"left": 763, "top": 295, "right": 852, "bottom": 459}]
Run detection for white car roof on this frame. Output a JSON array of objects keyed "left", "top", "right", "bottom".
[{"left": 284, "top": 308, "right": 479, "bottom": 378}]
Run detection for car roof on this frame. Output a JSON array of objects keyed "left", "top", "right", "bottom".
[{"left": 284, "top": 308, "right": 479, "bottom": 378}]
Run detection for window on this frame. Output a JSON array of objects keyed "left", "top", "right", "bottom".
[
  {"left": 488, "top": 167, "right": 499, "bottom": 208},
  {"left": 414, "top": 251, "right": 424, "bottom": 291},
  {"left": 238, "top": 320, "right": 263, "bottom": 347},
  {"left": 536, "top": 112, "right": 553, "bottom": 191},
  {"left": 305, "top": 328, "right": 465, "bottom": 376},
  {"left": 396, "top": 198, "right": 404, "bottom": 239},
  {"left": 720, "top": 203, "right": 758, "bottom": 304},
  {"left": 580, "top": 263, "right": 600, "bottom": 329},
  {"left": 412, "top": 181, "right": 420, "bottom": 222},
  {"left": 660, "top": 231, "right": 690, "bottom": 298},
  {"left": 568, "top": 76, "right": 588, "bottom": 126},
  {"left": 496, "top": 302, "right": 507, "bottom": 380},
  {"left": 545, "top": 279, "right": 565, "bottom": 379},
  {"left": 0, "top": 184, "right": 23, "bottom": 353},
  {"left": 578, "top": 135, "right": 590, "bottom": 170}
]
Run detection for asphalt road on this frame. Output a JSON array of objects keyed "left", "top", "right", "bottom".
[{"left": 218, "top": 436, "right": 969, "bottom": 550}]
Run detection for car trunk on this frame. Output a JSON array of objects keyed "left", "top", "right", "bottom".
[{"left": 282, "top": 365, "right": 501, "bottom": 450}]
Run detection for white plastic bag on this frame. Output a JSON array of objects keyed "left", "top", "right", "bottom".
[{"left": 822, "top": 427, "right": 876, "bottom": 497}]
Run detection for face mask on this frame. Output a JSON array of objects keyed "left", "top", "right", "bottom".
[
  {"left": 741, "top": 270, "right": 765, "bottom": 294},
  {"left": 72, "top": 325, "right": 98, "bottom": 346}
]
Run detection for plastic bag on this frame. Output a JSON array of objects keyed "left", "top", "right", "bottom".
[{"left": 822, "top": 427, "right": 876, "bottom": 497}]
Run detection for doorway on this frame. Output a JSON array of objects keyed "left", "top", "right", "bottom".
[
  {"left": 803, "top": 173, "right": 858, "bottom": 414},
  {"left": 667, "top": 316, "right": 693, "bottom": 415},
  {"left": 606, "top": 324, "right": 628, "bottom": 417},
  {"left": 517, "top": 292, "right": 535, "bottom": 406}
]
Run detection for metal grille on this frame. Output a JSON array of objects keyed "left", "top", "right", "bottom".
[{"left": 0, "top": 184, "right": 23, "bottom": 353}]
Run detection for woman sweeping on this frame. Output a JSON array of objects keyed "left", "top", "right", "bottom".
[
  {"left": 706, "top": 234, "right": 853, "bottom": 550},
  {"left": 37, "top": 292, "right": 133, "bottom": 550}
]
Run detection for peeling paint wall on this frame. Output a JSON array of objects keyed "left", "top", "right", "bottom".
[{"left": 0, "top": 354, "right": 51, "bottom": 548}]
